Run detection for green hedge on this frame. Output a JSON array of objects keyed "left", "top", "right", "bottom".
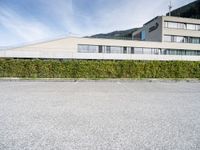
[{"left": 0, "top": 59, "right": 199, "bottom": 79}]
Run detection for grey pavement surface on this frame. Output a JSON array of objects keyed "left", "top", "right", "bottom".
[{"left": 0, "top": 81, "right": 200, "bottom": 150}]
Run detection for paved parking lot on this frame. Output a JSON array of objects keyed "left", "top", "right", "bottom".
[{"left": 0, "top": 80, "right": 200, "bottom": 150}]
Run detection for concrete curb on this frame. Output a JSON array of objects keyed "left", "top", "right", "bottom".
[{"left": 0, "top": 78, "right": 199, "bottom": 83}]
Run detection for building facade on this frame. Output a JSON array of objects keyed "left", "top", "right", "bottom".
[
  {"left": 1, "top": 16, "right": 200, "bottom": 61},
  {"left": 132, "top": 16, "right": 200, "bottom": 43}
]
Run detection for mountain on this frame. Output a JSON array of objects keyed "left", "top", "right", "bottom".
[
  {"left": 89, "top": 28, "right": 140, "bottom": 40},
  {"left": 167, "top": 0, "right": 200, "bottom": 19}
]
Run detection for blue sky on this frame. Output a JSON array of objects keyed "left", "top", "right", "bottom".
[{"left": 0, "top": 0, "right": 195, "bottom": 46}]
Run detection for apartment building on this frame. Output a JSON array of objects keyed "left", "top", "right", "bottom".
[{"left": 132, "top": 16, "right": 200, "bottom": 56}]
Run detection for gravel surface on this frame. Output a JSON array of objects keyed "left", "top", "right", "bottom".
[{"left": 0, "top": 81, "right": 200, "bottom": 150}]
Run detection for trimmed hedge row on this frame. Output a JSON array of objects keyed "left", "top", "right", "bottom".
[{"left": 0, "top": 59, "right": 199, "bottom": 78}]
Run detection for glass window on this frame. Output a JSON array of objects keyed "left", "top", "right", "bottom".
[
  {"left": 165, "top": 21, "right": 200, "bottom": 31},
  {"left": 192, "top": 37, "right": 200, "bottom": 44},
  {"left": 187, "top": 24, "right": 196, "bottom": 30},
  {"left": 134, "top": 48, "right": 143, "bottom": 54},
  {"left": 168, "top": 22, "right": 178, "bottom": 28},
  {"left": 186, "top": 50, "right": 197, "bottom": 56},
  {"left": 176, "top": 36, "right": 184, "bottom": 43},
  {"left": 123, "top": 47, "right": 127, "bottom": 54},
  {"left": 78, "top": 45, "right": 200, "bottom": 56},
  {"left": 88, "top": 45, "right": 98, "bottom": 53},
  {"left": 78, "top": 45, "right": 89, "bottom": 53},
  {"left": 78, "top": 45, "right": 87, "bottom": 53},
  {"left": 177, "top": 23, "right": 186, "bottom": 29},
  {"left": 141, "top": 31, "right": 145, "bottom": 41},
  {"left": 143, "top": 48, "right": 152, "bottom": 54},
  {"left": 164, "top": 21, "right": 168, "bottom": 28},
  {"left": 131, "top": 47, "right": 134, "bottom": 54},
  {"left": 164, "top": 49, "right": 200, "bottom": 56},
  {"left": 78, "top": 45, "right": 98, "bottom": 53},
  {"left": 183, "top": 37, "right": 188, "bottom": 43},
  {"left": 196, "top": 25, "right": 200, "bottom": 31},
  {"left": 188, "top": 37, "right": 200, "bottom": 44},
  {"left": 164, "top": 35, "right": 172, "bottom": 42},
  {"left": 169, "top": 50, "right": 176, "bottom": 55},
  {"left": 152, "top": 49, "right": 160, "bottom": 55},
  {"left": 172, "top": 36, "right": 176, "bottom": 42},
  {"left": 176, "top": 50, "right": 184, "bottom": 55},
  {"left": 179, "top": 50, "right": 186, "bottom": 55},
  {"left": 106, "top": 46, "right": 111, "bottom": 53},
  {"left": 110, "top": 46, "right": 122, "bottom": 53},
  {"left": 98, "top": 46, "right": 103, "bottom": 53}
]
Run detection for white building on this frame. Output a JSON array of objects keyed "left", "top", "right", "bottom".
[
  {"left": 1, "top": 16, "right": 200, "bottom": 61},
  {"left": 132, "top": 16, "right": 200, "bottom": 56}
]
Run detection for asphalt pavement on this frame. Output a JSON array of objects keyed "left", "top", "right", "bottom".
[{"left": 0, "top": 81, "right": 200, "bottom": 150}]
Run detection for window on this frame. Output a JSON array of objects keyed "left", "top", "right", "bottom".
[
  {"left": 184, "top": 37, "right": 188, "bottom": 43},
  {"left": 172, "top": 36, "right": 176, "bottom": 42},
  {"left": 187, "top": 24, "right": 196, "bottom": 30},
  {"left": 131, "top": 47, "right": 134, "bottom": 54},
  {"left": 78, "top": 44, "right": 200, "bottom": 56},
  {"left": 88, "top": 45, "right": 98, "bottom": 53},
  {"left": 164, "top": 35, "right": 200, "bottom": 44},
  {"left": 106, "top": 46, "right": 111, "bottom": 53},
  {"left": 98, "top": 46, "right": 103, "bottom": 53},
  {"left": 78, "top": 45, "right": 88, "bottom": 53},
  {"left": 134, "top": 48, "right": 143, "bottom": 54},
  {"left": 177, "top": 23, "right": 186, "bottom": 29},
  {"left": 164, "top": 49, "right": 200, "bottom": 56},
  {"left": 168, "top": 22, "right": 178, "bottom": 28},
  {"left": 188, "top": 37, "right": 200, "bottom": 44},
  {"left": 143, "top": 48, "right": 152, "bottom": 55},
  {"left": 110, "top": 46, "right": 122, "bottom": 53},
  {"left": 164, "top": 21, "right": 168, "bottom": 28},
  {"left": 165, "top": 49, "right": 176, "bottom": 55},
  {"left": 192, "top": 37, "right": 200, "bottom": 44},
  {"left": 152, "top": 49, "right": 160, "bottom": 55},
  {"left": 123, "top": 47, "right": 127, "bottom": 54},
  {"left": 164, "top": 35, "right": 172, "bottom": 42},
  {"left": 196, "top": 25, "right": 200, "bottom": 31},
  {"left": 186, "top": 50, "right": 197, "bottom": 56},
  {"left": 164, "top": 21, "right": 200, "bottom": 31},
  {"left": 176, "top": 36, "right": 184, "bottom": 43},
  {"left": 176, "top": 50, "right": 185, "bottom": 55},
  {"left": 141, "top": 31, "right": 145, "bottom": 41},
  {"left": 78, "top": 45, "right": 99, "bottom": 53}
]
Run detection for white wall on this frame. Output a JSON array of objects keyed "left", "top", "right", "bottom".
[
  {"left": 0, "top": 50, "right": 200, "bottom": 61},
  {"left": 1, "top": 37, "right": 199, "bottom": 61}
]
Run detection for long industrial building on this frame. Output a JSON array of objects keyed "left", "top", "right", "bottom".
[{"left": 1, "top": 16, "right": 200, "bottom": 61}]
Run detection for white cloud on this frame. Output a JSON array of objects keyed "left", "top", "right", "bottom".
[
  {"left": 39, "top": 0, "right": 84, "bottom": 36},
  {"left": 0, "top": 0, "right": 196, "bottom": 46},
  {"left": 84, "top": 0, "right": 195, "bottom": 35},
  {"left": 0, "top": 7, "right": 55, "bottom": 46}
]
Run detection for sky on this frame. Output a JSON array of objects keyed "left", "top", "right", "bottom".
[{"left": 0, "top": 0, "right": 196, "bottom": 46}]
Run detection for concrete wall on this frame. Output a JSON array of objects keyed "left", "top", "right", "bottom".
[
  {"left": 9, "top": 38, "right": 78, "bottom": 53},
  {"left": 132, "top": 17, "right": 162, "bottom": 42},
  {"left": 142, "top": 17, "right": 163, "bottom": 42},
  {"left": 0, "top": 37, "right": 199, "bottom": 61},
  {"left": 133, "top": 16, "right": 200, "bottom": 42},
  {"left": 6, "top": 37, "right": 200, "bottom": 52},
  {"left": 163, "top": 16, "right": 200, "bottom": 39},
  {"left": 0, "top": 50, "right": 200, "bottom": 61},
  {"left": 163, "top": 16, "right": 200, "bottom": 24}
]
